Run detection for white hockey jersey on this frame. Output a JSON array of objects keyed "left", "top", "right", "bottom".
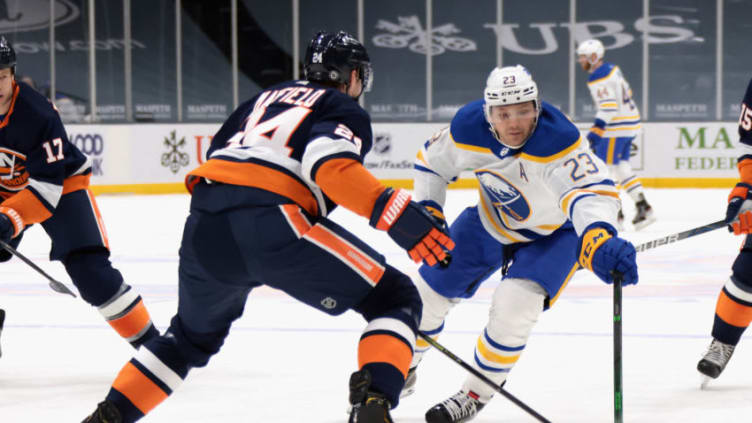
[
  {"left": 413, "top": 100, "right": 620, "bottom": 245},
  {"left": 586, "top": 62, "right": 641, "bottom": 139}
]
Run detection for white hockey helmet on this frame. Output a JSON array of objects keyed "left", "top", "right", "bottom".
[
  {"left": 576, "top": 39, "right": 605, "bottom": 64},
  {"left": 483, "top": 65, "right": 540, "bottom": 146}
]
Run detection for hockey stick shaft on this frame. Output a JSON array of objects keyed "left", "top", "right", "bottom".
[
  {"left": 0, "top": 240, "right": 76, "bottom": 297},
  {"left": 417, "top": 331, "right": 551, "bottom": 423},
  {"left": 612, "top": 274, "right": 623, "bottom": 423},
  {"left": 633, "top": 219, "right": 726, "bottom": 253}
]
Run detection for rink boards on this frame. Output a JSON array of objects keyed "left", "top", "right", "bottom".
[{"left": 65, "top": 121, "right": 742, "bottom": 195}]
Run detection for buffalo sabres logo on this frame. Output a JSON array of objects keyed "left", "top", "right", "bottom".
[
  {"left": 0, "top": 147, "right": 29, "bottom": 191},
  {"left": 476, "top": 170, "right": 530, "bottom": 222}
]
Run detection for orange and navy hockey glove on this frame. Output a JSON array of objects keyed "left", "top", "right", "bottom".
[
  {"left": 0, "top": 207, "right": 23, "bottom": 244},
  {"left": 370, "top": 188, "right": 455, "bottom": 266},
  {"left": 578, "top": 223, "right": 638, "bottom": 285},
  {"left": 726, "top": 182, "right": 752, "bottom": 235}
]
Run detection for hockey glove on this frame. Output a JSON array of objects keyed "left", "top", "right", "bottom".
[
  {"left": 578, "top": 223, "right": 638, "bottom": 286},
  {"left": 0, "top": 207, "right": 23, "bottom": 244},
  {"left": 418, "top": 200, "right": 447, "bottom": 230},
  {"left": 725, "top": 182, "right": 752, "bottom": 235},
  {"left": 370, "top": 188, "right": 455, "bottom": 266}
]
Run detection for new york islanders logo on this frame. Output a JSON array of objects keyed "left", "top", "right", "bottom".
[
  {"left": 0, "top": 147, "right": 29, "bottom": 192},
  {"left": 476, "top": 171, "right": 530, "bottom": 222}
]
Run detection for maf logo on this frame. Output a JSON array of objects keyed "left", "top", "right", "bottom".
[
  {"left": 161, "top": 130, "right": 190, "bottom": 174},
  {"left": 0, "top": 147, "right": 29, "bottom": 191}
]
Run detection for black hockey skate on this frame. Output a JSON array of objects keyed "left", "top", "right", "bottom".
[
  {"left": 425, "top": 390, "right": 486, "bottom": 423},
  {"left": 348, "top": 369, "right": 394, "bottom": 423},
  {"left": 632, "top": 196, "right": 656, "bottom": 230},
  {"left": 82, "top": 400, "right": 122, "bottom": 423},
  {"left": 698, "top": 339, "right": 736, "bottom": 385}
]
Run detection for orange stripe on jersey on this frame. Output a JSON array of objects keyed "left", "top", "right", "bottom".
[
  {"left": 84, "top": 188, "right": 110, "bottom": 250},
  {"left": 715, "top": 290, "right": 752, "bottom": 328},
  {"left": 358, "top": 334, "right": 413, "bottom": 378},
  {"left": 1, "top": 189, "right": 52, "bottom": 225},
  {"left": 304, "top": 225, "right": 385, "bottom": 286},
  {"left": 280, "top": 204, "right": 311, "bottom": 237},
  {"left": 108, "top": 300, "right": 152, "bottom": 339},
  {"left": 738, "top": 158, "right": 752, "bottom": 184},
  {"left": 62, "top": 174, "right": 91, "bottom": 194},
  {"left": 0, "top": 84, "right": 19, "bottom": 129},
  {"left": 315, "top": 158, "right": 385, "bottom": 219},
  {"left": 112, "top": 362, "right": 169, "bottom": 414},
  {"left": 188, "top": 159, "right": 319, "bottom": 216}
]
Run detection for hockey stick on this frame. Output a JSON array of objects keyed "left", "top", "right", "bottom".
[
  {"left": 611, "top": 272, "right": 623, "bottom": 423},
  {"left": 417, "top": 331, "right": 551, "bottom": 423},
  {"left": 633, "top": 219, "right": 726, "bottom": 253},
  {"left": 0, "top": 240, "right": 77, "bottom": 297}
]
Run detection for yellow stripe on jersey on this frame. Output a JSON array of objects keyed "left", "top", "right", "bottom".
[
  {"left": 587, "top": 66, "right": 618, "bottom": 85},
  {"left": 600, "top": 102, "right": 618, "bottom": 109},
  {"left": 451, "top": 132, "right": 494, "bottom": 154},
  {"left": 416, "top": 149, "right": 428, "bottom": 166},
  {"left": 611, "top": 115, "right": 640, "bottom": 122},
  {"left": 560, "top": 187, "right": 620, "bottom": 214},
  {"left": 519, "top": 136, "right": 583, "bottom": 163}
]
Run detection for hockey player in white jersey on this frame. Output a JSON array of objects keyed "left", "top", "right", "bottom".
[
  {"left": 577, "top": 38, "right": 655, "bottom": 230},
  {"left": 402, "top": 65, "right": 639, "bottom": 422}
]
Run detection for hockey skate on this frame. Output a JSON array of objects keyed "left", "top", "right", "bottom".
[
  {"left": 400, "top": 366, "right": 417, "bottom": 398},
  {"left": 425, "top": 390, "right": 486, "bottom": 423},
  {"left": 698, "top": 339, "right": 736, "bottom": 388},
  {"left": 632, "top": 198, "right": 656, "bottom": 230},
  {"left": 82, "top": 401, "right": 122, "bottom": 423},
  {"left": 348, "top": 369, "right": 394, "bottom": 423},
  {"left": 616, "top": 209, "right": 625, "bottom": 231}
]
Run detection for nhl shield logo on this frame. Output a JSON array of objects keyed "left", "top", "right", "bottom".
[{"left": 476, "top": 170, "right": 530, "bottom": 222}]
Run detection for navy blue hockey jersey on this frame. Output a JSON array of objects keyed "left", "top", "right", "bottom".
[
  {"left": 188, "top": 80, "right": 373, "bottom": 217},
  {"left": 0, "top": 81, "right": 90, "bottom": 226}
]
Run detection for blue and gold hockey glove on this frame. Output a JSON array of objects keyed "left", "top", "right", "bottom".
[
  {"left": 370, "top": 188, "right": 455, "bottom": 266},
  {"left": 578, "top": 223, "right": 638, "bottom": 285},
  {"left": 725, "top": 182, "right": 752, "bottom": 235}
]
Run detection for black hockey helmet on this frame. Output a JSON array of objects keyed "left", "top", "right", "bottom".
[
  {"left": 304, "top": 31, "right": 372, "bottom": 93},
  {"left": 0, "top": 36, "right": 15, "bottom": 74}
]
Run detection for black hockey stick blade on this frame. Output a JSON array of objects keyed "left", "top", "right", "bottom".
[
  {"left": 0, "top": 240, "right": 77, "bottom": 297},
  {"left": 418, "top": 331, "right": 551, "bottom": 423},
  {"left": 633, "top": 219, "right": 726, "bottom": 253}
]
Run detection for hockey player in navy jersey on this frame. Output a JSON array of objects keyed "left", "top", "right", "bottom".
[
  {"left": 0, "top": 37, "right": 158, "bottom": 350},
  {"left": 697, "top": 77, "right": 752, "bottom": 386},
  {"left": 401, "top": 65, "right": 638, "bottom": 422},
  {"left": 82, "top": 31, "right": 453, "bottom": 423},
  {"left": 577, "top": 38, "right": 655, "bottom": 230}
]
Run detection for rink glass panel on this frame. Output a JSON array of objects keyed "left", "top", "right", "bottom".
[
  {"left": 722, "top": 0, "right": 752, "bottom": 121},
  {"left": 180, "top": 0, "right": 233, "bottom": 122},
  {"left": 574, "top": 0, "right": 644, "bottom": 122},
  {"left": 364, "top": 0, "right": 428, "bottom": 122},
  {"left": 500, "top": 0, "right": 569, "bottom": 114},
  {"left": 237, "top": 0, "right": 294, "bottom": 106},
  {"left": 648, "top": 0, "right": 717, "bottom": 121},
  {"left": 131, "top": 0, "right": 177, "bottom": 122}
]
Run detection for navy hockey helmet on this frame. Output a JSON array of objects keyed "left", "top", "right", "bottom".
[
  {"left": 0, "top": 36, "right": 15, "bottom": 74},
  {"left": 304, "top": 31, "right": 372, "bottom": 93}
]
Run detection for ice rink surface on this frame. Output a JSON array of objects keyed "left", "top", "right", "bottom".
[{"left": 1, "top": 188, "right": 750, "bottom": 422}]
